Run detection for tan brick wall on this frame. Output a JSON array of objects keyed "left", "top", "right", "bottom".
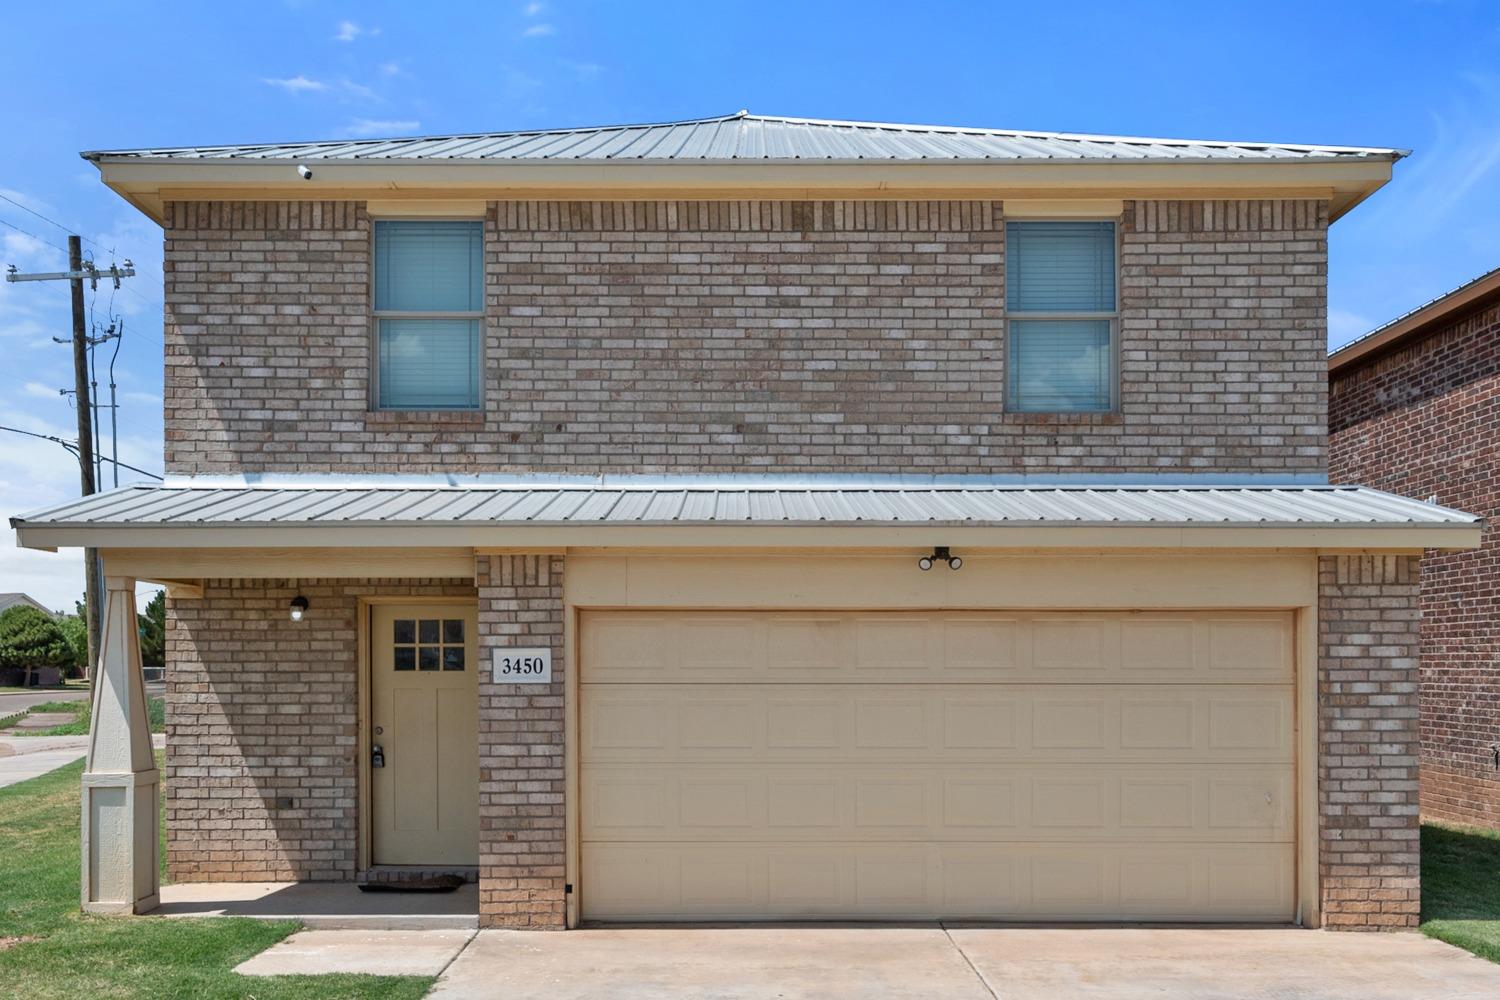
[
  {"left": 475, "top": 554, "right": 566, "bottom": 928},
  {"left": 165, "top": 577, "right": 474, "bottom": 882},
  {"left": 162, "top": 198, "right": 1328, "bottom": 477},
  {"left": 1318, "top": 554, "right": 1422, "bottom": 929}
]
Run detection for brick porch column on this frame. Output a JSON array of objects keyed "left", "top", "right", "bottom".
[
  {"left": 476, "top": 554, "right": 566, "bottom": 928},
  {"left": 1318, "top": 555, "right": 1422, "bottom": 929},
  {"left": 81, "top": 575, "right": 160, "bottom": 914}
]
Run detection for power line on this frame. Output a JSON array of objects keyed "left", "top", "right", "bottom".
[
  {"left": 0, "top": 424, "right": 163, "bottom": 479},
  {"left": 0, "top": 215, "right": 70, "bottom": 256},
  {"left": 0, "top": 191, "right": 150, "bottom": 270}
]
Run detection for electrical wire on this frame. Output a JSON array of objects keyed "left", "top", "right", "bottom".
[
  {"left": 0, "top": 423, "right": 162, "bottom": 479},
  {"left": 0, "top": 215, "right": 70, "bottom": 256}
]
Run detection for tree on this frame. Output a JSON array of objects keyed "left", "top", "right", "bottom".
[
  {"left": 138, "top": 590, "right": 165, "bottom": 668},
  {"left": 57, "top": 612, "right": 88, "bottom": 674},
  {"left": 0, "top": 605, "right": 74, "bottom": 688}
]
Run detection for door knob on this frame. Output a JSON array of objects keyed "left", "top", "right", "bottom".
[{"left": 372, "top": 744, "right": 385, "bottom": 769}]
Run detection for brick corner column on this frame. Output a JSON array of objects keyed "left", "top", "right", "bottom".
[
  {"left": 1318, "top": 554, "right": 1422, "bottom": 930},
  {"left": 476, "top": 554, "right": 567, "bottom": 929}
]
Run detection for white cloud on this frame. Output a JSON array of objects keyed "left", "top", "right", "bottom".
[
  {"left": 562, "top": 60, "right": 603, "bottom": 80},
  {"left": 23, "top": 382, "right": 56, "bottom": 399},
  {"left": 260, "top": 75, "right": 382, "bottom": 103},
  {"left": 522, "top": 23, "right": 555, "bottom": 37},
  {"left": 378, "top": 60, "right": 406, "bottom": 77},
  {"left": 523, "top": 2, "right": 545, "bottom": 15},
  {"left": 337, "top": 78, "right": 380, "bottom": 102},
  {"left": 334, "top": 20, "right": 379, "bottom": 42},
  {"left": 341, "top": 118, "right": 422, "bottom": 138},
  {"left": 262, "top": 75, "right": 328, "bottom": 94}
]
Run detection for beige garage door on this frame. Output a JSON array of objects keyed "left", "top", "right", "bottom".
[{"left": 580, "top": 610, "right": 1295, "bottom": 922}]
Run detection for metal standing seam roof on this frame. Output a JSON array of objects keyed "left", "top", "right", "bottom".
[
  {"left": 11, "top": 484, "right": 1477, "bottom": 530},
  {"left": 79, "top": 112, "right": 1407, "bottom": 164}
]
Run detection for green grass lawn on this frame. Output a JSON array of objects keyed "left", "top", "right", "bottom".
[
  {"left": 4, "top": 697, "right": 165, "bottom": 736},
  {"left": 1422, "top": 820, "right": 1500, "bottom": 963},
  {"left": 0, "top": 759, "right": 435, "bottom": 999}
]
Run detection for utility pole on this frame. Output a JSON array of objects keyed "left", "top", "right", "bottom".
[{"left": 5, "top": 244, "right": 135, "bottom": 677}]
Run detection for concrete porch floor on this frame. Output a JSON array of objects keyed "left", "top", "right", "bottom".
[{"left": 156, "top": 881, "right": 478, "bottom": 929}]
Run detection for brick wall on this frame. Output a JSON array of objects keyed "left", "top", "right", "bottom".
[
  {"left": 1330, "top": 295, "right": 1500, "bottom": 828},
  {"left": 165, "top": 577, "right": 474, "bottom": 882},
  {"left": 1318, "top": 554, "right": 1422, "bottom": 929},
  {"left": 162, "top": 197, "right": 1328, "bottom": 477},
  {"left": 475, "top": 554, "right": 567, "bottom": 928}
]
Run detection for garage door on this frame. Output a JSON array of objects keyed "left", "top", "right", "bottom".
[{"left": 580, "top": 610, "right": 1295, "bottom": 922}]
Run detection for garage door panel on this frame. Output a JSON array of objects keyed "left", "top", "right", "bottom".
[
  {"left": 582, "top": 843, "right": 1295, "bottom": 921},
  {"left": 583, "top": 684, "right": 1293, "bottom": 763},
  {"left": 582, "top": 764, "right": 1293, "bottom": 842},
  {"left": 581, "top": 608, "right": 1296, "bottom": 922},
  {"left": 582, "top": 610, "right": 1292, "bottom": 685}
]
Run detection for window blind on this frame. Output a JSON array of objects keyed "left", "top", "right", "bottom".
[
  {"left": 377, "top": 318, "right": 482, "bottom": 410},
  {"left": 1007, "top": 319, "right": 1112, "bottom": 412},
  {"left": 373, "top": 220, "right": 484, "bottom": 410},
  {"left": 374, "top": 221, "right": 483, "bottom": 313},
  {"left": 1005, "top": 221, "right": 1115, "bottom": 313},
  {"left": 1006, "top": 221, "right": 1116, "bottom": 412}
]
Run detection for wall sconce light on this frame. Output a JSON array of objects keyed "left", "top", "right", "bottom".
[
  {"left": 289, "top": 596, "right": 310, "bottom": 622},
  {"left": 918, "top": 546, "right": 962, "bottom": 571}
]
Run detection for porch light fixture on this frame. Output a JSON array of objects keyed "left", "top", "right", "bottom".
[
  {"left": 918, "top": 547, "right": 962, "bottom": 571},
  {"left": 289, "top": 596, "right": 310, "bottom": 622}
]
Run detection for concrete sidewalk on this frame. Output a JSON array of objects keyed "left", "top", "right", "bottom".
[
  {"left": 0, "top": 733, "right": 166, "bottom": 788},
  {"left": 421, "top": 925, "right": 1500, "bottom": 1000}
]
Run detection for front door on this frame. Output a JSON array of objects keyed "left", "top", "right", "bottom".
[{"left": 371, "top": 604, "right": 479, "bottom": 865}]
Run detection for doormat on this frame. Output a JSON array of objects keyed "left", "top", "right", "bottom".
[{"left": 356, "top": 874, "right": 464, "bottom": 893}]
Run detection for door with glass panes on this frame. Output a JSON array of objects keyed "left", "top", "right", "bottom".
[{"left": 371, "top": 604, "right": 479, "bottom": 865}]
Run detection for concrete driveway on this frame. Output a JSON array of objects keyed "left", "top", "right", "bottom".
[{"left": 429, "top": 925, "right": 1500, "bottom": 1000}]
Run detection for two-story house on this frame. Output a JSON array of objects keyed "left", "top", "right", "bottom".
[{"left": 11, "top": 113, "right": 1479, "bottom": 931}]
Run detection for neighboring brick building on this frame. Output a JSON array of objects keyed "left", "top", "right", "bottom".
[
  {"left": 1330, "top": 267, "right": 1500, "bottom": 829},
  {"left": 13, "top": 113, "right": 1479, "bottom": 932}
]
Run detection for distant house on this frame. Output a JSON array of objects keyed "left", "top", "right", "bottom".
[
  {"left": 1329, "top": 266, "right": 1500, "bottom": 830},
  {"left": 0, "top": 593, "right": 53, "bottom": 616}
]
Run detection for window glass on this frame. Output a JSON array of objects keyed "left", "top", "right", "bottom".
[
  {"left": 373, "top": 220, "right": 484, "bottom": 410},
  {"left": 1005, "top": 221, "right": 1117, "bottom": 413},
  {"left": 1008, "top": 320, "right": 1112, "bottom": 412}
]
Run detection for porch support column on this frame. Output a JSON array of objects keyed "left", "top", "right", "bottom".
[{"left": 80, "top": 574, "right": 160, "bottom": 914}]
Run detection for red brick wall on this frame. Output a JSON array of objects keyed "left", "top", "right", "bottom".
[
  {"left": 1318, "top": 554, "right": 1422, "bottom": 929},
  {"left": 1330, "top": 296, "right": 1500, "bottom": 829},
  {"left": 164, "top": 578, "right": 475, "bottom": 882},
  {"left": 475, "top": 554, "right": 567, "bottom": 928}
]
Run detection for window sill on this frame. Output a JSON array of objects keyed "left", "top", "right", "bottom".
[
  {"left": 365, "top": 409, "right": 486, "bottom": 428},
  {"left": 1003, "top": 411, "right": 1123, "bottom": 426}
]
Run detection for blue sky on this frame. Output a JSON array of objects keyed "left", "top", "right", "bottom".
[{"left": 2, "top": 0, "right": 1498, "bottom": 606}]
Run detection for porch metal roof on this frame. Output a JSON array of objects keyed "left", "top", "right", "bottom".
[{"left": 11, "top": 483, "right": 1477, "bottom": 539}]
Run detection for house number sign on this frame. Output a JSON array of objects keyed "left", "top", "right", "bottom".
[{"left": 493, "top": 647, "right": 552, "bottom": 684}]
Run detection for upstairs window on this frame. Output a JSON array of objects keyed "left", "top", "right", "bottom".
[
  {"left": 1005, "top": 221, "right": 1117, "bottom": 413},
  {"left": 373, "top": 220, "right": 484, "bottom": 410}
]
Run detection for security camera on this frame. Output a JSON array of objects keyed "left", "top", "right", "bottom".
[{"left": 297, "top": 164, "right": 313, "bottom": 180}]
